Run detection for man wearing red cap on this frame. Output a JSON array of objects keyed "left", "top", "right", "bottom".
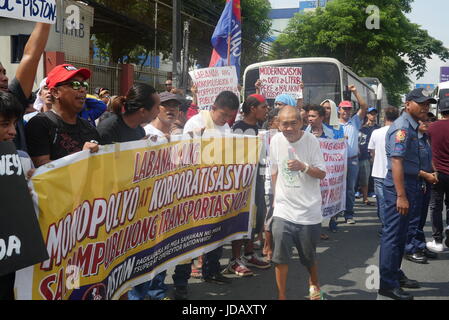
[
  {"left": 25, "top": 64, "right": 100, "bottom": 168},
  {"left": 338, "top": 85, "right": 368, "bottom": 224}
]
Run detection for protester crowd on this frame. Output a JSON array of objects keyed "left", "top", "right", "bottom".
[{"left": 1, "top": 23, "right": 448, "bottom": 301}]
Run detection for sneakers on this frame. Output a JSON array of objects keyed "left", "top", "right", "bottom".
[
  {"left": 223, "top": 259, "right": 253, "bottom": 277},
  {"left": 346, "top": 218, "right": 356, "bottom": 224},
  {"left": 204, "top": 273, "right": 232, "bottom": 284},
  {"left": 308, "top": 285, "right": 324, "bottom": 300},
  {"left": 241, "top": 253, "right": 271, "bottom": 269},
  {"left": 426, "top": 240, "right": 444, "bottom": 253}
]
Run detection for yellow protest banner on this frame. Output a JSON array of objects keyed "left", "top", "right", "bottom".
[{"left": 15, "top": 135, "right": 260, "bottom": 300}]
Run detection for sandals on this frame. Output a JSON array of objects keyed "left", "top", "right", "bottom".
[
  {"left": 309, "top": 285, "right": 325, "bottom": 300},
  {"left": 190, "top": 265, "right": 202, "bottom": 279},
  {"left": 364, "top": 200, "right": 373, "bottom": 206},
  {"left": 320, "top": 233, "right": 329, "bottom": 240}
]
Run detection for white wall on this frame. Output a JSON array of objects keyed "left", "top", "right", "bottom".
[
  {"left": 269, "top": 0, "right": 300, "bottom": 9},
  {"left": 0, "top": 1, "right": 94, "bottom": 91}
]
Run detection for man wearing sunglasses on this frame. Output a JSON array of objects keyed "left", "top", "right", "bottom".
[
  {"left": 25, "top": 64, "right": 100, "bottom": 168},
  {"left": 338, "top": 85, "right": 369, "bottom": 224}
]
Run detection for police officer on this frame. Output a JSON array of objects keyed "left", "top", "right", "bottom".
[
  {"left": 378, "top": 88, "right": 436, "bottom": 300},
  {"left": 404, "top": 115, "right": 438, "bottom": 263}
]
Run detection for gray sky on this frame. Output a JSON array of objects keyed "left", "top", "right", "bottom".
[{"left": 268, "top": 0, "right": 449, "bottom": 86}]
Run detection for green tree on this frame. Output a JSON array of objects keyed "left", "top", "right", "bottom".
[
  {"left": 90, "top": 0, "right": 272, "bottom": 81},
  {"left": 271, "top": 0, "right": 449, "bottom": 106}
]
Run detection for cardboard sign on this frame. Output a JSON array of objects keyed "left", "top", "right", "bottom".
[
  {"left": 259, "top": 66, "right": 303, "bottom": 99},
  {"left": 189, "top": 66, "right": 240, "bottom": 110},
  {"left": 0, "top": 0, "right": 57, "bottom": 24},
  {"left": 0, "top": 142, "right": 48, "bottom": 277}
]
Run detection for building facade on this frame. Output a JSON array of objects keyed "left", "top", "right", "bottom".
[
  {"left": 0, "top": 0, "right": 94, "bottom": 91},
  {"left": 268, "top": 0, "right": 333, "bottom": 42}
]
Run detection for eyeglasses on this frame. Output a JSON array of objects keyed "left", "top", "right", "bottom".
[{"left": 57, "top": 81, "right": 89, "bottom": 90}]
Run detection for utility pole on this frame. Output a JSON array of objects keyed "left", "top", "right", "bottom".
[
  {"left": 180, "top": 21, "right": 190, "bottom": 91},
  {"left": 153, "top": 1, "right": 158, "bottom": 87},
  {"left": 172, "top": 0, "right": 180, "bottom": 87}
]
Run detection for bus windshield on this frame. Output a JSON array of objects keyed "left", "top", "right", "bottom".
[{"left": 244, "top": 62, "right": 341, "bottom": 106}]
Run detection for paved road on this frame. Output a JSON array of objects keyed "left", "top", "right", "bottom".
[{"left": 165, "top": 198, "right": 449, "bottom": 300}]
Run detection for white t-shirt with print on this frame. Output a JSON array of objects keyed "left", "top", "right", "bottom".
[
  {"left": 183, "top": 113, "right": 230, "bottom": 134},
  {"left": 143, "top": 123, "right": 169, "bottom": 143},
  {"left": 270, "top": 131, "right": 326, "bottom": 225},
  {"left": 368, "top": 125, "right": 390, "bottom": 179}
]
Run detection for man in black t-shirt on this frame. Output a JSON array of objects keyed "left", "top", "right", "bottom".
[
  {"left": 0, "top": 23, "right": 51, "bottom": 152},
  {"left": 25, "top": 64, "right": 100, "bottom": 167},
  {"left": 225, "top": 94, "right": 271, "bottom": 277}
]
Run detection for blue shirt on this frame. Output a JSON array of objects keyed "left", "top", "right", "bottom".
[
  {"left": 341, "top": 114, "right": 362, "bottom": 158},
  {"left": 384, "top": 112, "right": 420, "bottom": 185},
  {"left": 418, "top": 133, "right": 432, "bottom": 173}
]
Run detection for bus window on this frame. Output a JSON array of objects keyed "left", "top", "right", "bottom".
[
  {"left": 439, "top": 88, "right": 449, "bottom": 100},
  {"left": 244, "top": 62, "right": 341, "bottom": 106}
]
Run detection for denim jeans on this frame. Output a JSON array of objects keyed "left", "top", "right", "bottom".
[
  {"left": 128, "top": 271, "right": 167, "bottom": 300},
  {"left": 344, "top": 157, "right": 359, "bottom": 220},
  {"left": 373, "top": 178, "right": 385, "bottom": 227}
]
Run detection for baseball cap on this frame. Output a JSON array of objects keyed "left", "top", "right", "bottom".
[
  {"left": 339, "top": 100, "right": 352, "bottom": 108},
  {"left": 159, "top": 92, "right": 183, "bottom": 105},
  {"left": 405, "top": 88, "right": 437, "bottom": 104},
  {"left": 368, "top": 107, "right": 377, "bottom": 113},
  {"left": 46, "top": 64, "right": 91, "bottom": 89},
  {"left": 249, "top": 94, "right": 266, "bottom": 104}
]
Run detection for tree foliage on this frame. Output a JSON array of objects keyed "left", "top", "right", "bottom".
[
  {"left": 91, "top": 0, "right": 272, "bottom": 80},
  {"left": 271, "top": 0, "right": 449, "bottom": 106}
]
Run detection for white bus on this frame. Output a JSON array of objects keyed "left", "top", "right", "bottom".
[
  {"left": 433, "top": 81, "right": 449, "bottom": 114},
  {"left": 243, "top": 57, "right": 384, "bottom": 111}
]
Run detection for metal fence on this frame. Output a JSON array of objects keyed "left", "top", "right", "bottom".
[
  {"left": 134, "top": 65, "right": 170, "bottom": 92},
  {"left": 65, "top": 55, "right": 122, "bottom": 96}
]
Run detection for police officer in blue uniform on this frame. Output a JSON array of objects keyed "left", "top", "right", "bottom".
[
  {"left": 404, "top": 115, "right": 439, "bottom": 264},
  {"left": 378, "top": 88, "right": 436, "bottom": 300}
]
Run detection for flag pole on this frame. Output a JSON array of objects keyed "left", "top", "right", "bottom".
[{"left": 227, "top": 33, "right": 231, "bottom": 66}]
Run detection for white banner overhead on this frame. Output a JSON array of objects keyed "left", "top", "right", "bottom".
[{"left": 0, "top": 0, "right": 57, "bottom": 24}]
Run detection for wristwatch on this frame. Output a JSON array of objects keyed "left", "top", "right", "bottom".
[{"left": 301, "top": 163, "right": 310, "bottom": 173}]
